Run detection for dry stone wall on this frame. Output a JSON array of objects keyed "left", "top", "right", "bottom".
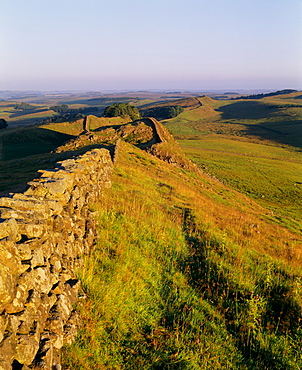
[{"left": 0, "top": 148, "right": 113, "bottom": 369}]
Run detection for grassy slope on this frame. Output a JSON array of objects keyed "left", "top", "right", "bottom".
[
  {"left": 0, "top": 116, "right": 129, "bottom": 193},
  {"left": 1, "top": 96, "right": 301, "bottom": 368},
  {"left": 162, "top": 93, "right": 302, "bottom": 233},
  {"left": 62, "top": 141, "right": 301, "bottom": 370}
]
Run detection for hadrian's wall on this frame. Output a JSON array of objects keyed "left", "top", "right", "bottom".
[
  {"left": 0, "top": 148, "right": 114, "bottom": 370},
  {"left": 0, "top": 118, "right": 182, "bottom": 369}
]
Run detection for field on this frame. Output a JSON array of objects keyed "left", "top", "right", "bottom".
[{"left": 162, "top": 92, "right": 302, "bottom": 234}]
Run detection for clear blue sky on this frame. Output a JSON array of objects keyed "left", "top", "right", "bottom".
[{"left": 1, "top": 0, "right": 301, "bottom": 91}]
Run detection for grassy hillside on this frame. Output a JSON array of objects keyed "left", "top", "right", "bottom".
[
  {"left": 0, "top": 94, "right": 301, "bottom": 368},
  {"left": 62, "top": 140, "right": 301, "bottom": 369},
  {"left": 0, "top": 116, "right": 129, "bottom": 193},
  {"left": 162, "top": 92, "right": 302, "bottom": 233}
]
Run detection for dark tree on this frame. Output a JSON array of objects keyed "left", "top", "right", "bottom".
[
  {"left": 0, "top": 118, "right": 8, "bottom": 129},
  {"left": 14, "top": 102, "right": 35, "bottom": 110},
  {"left": 141, "top": 105, "right": 184, "bottom": 120},
  {"left": 104, "top": 103, "right": 140, "bottom": 121},
  {"left": 50, "top": 104, "right": 69, "bottom": 113}
]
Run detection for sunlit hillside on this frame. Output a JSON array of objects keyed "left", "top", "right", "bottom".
[
  {"left": 161, "top": 92, "right": 302, "bottom": 234},
  {"left": 0, "top": 94, "right": 301, "bottom": 369},
  {"left": 62, "top": 139, "right": 302, "bottom": 369}
]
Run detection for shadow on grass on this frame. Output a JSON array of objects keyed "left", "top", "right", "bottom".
[
  {"left": 8, "top": 108, "right": 48, "bottom": 119},
  {"left": 0, "top": 142, "right": 115, "bottom": 195},
  {"left": 217, "top": 101, "right": 302, "bottom": 149},
  {"left": 0, "top": 128, "right": 75, "bottom": 161},
  {"left": 179, "top": 207, "right": 301, "bottom": 370},
  {"left": 217, "top": 101, "right": 278, "bottom": 120}
]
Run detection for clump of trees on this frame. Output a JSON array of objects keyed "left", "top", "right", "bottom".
[
  {"left": 44, "top": 105, "right": 99, "bottom": 124},
  {"left": 104, "top": 103, "right": 141, "bottom": 121},
  {"left": 141, "top": 105, "right": 184, "bottom": 120},
  {"left": 14, "top": 102, "right": 36, "bottom": 110},
  {"left": 49, "top": 104, "right": 69, "bottom": 113},
  {"left": 0, "top": 118, "right": 8, "bottom": 129}
]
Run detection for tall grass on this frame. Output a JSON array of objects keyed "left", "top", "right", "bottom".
[{"left": 62, "top": 142, "right": 301, "bottom": 369}]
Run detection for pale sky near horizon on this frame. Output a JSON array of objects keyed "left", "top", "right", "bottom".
[{"left": 1, "top": 0, "right": 302, "bottom": 92}]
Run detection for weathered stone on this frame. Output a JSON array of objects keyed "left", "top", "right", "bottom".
[
  {"left": 18, "top": 268, "right": 53, "bottom": 295},
  {"left": 49, "top": 256, "right": 62, "bottom": 275},
  {"left": 17, "top": 220, "right": 48, "bottom": 239},
  {"left": 63, "top": 311, "right": 80, "bottom": 345},
  {"left": 0, "top": 333, "right": 16, "bottom": 366},
  {"left": 15, "top": 335, "right": 39, "bottom": 365},
  {"left": 0, "top": 218, "right": 20, "bottom": 242},
  {"left": 41, "top": 239, "right": 55, "bottom": 260},
  {"left": 8, "top": 316, "right": 21, "bottom": 334},
  {"left": 0, "top": 148, "right": 113, "bottom": 368},
  {"left": 17, "top": 312, "right": 36, "bottom": 335},
  {"left": 16, "top": 243, "right": 32, "bottom": 261},
  {"left": 56, "top": 294, "right": 73, "bottom": 323},
  {"left": 31, "top": 246, "right": 45, "bottom": 268},
  {"left": 5, "top": 284, "right": 29, "bottom": 314},
  {"left": 0, "top": 263, "right": 17, "bottom": 311},
  {"left": 39, "top": 175, "right": 74, "bottom": 195},
  {"left": 64, "top": 279, "right": 80, "bottom": 306},
  {"left": 0, "top": 197, "right": 49, "bottom": 216},
  {"left": 0, "top": 240, "right": 21, "bottom": 275},
  {"left": 0, "top": 316, "right": 8, "bottom": 343},
  {"left": 0, "top": 357, "right": 11, "bottom": 370}
]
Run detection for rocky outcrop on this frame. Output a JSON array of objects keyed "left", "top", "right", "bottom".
[
  {"left": 146, "top": 118, "right": 198, "bottom": 171},
  {"left": 0, "top": 148, "right": 113, "bottom": 369},
  {"left": 54, "top": 119, "right": 153, "bottom": 154}
]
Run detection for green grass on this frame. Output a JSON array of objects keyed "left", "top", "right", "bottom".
[
  {"left": 161, "top": 93, "right": 302, "bottom": 234},
  {"left": 180, "top": 137, "right": 302, "bottom": 233},
  {"left": 62, "top": 141, "right": 302, "bottom": 370}
]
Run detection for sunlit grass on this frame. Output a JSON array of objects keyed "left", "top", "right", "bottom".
[{"left": 62, "top": 141, "right": 302, "bottom": 369}]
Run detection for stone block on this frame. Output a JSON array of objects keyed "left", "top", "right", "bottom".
[
  {"left": 17, "top": 220, "right": 48, "bottom": 239},
  {"left": 0, "top": 316, "right": 8, "bottom": 343},
  {"left": 15, "top": 335, "right": 39, "bottom": 365},
  {"left": 0, "top": 218, "right": 20, "bottom": 242},
  {"left": 64, "top": 279, "right": 80, "bottom": 306},
  {"left": 31, "top": 246, "right": 45, "bottom": 268},
  {"left": 0, "top": 239, "right": 21, "bottom": 275},
  {"left": 0, "top": 263, "right": 17, "bottom": 311},
  {"left": 0, "top": 197, "right": 49, "bottom": 216},
  {"left": 19, "top": 268, "right": 53, "bottom": 295},
  {"left": 5, "top": 284, "right": 29, "bottom": 314},
  {"left": 17, "top": 243, "right": 32, "bottom": 261},
  {"left": 0, "top": 333, "right": 16, "bottom": 367}
]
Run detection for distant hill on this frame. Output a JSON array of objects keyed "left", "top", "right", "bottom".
[{"left": 234, "top": 89, "right": 298, "bottom": 100}]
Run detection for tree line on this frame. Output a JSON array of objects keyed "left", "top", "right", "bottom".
[{"left": 141, "top": 105, "right": 184, "bottom": 120}]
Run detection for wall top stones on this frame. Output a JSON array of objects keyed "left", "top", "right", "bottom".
[{"left": 0, "top": 148, "right": 113, "bottom": 370}]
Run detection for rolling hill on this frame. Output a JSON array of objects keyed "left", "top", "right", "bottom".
[{"left": 0, "top": 92, "right": 301, "bottom": 369}]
